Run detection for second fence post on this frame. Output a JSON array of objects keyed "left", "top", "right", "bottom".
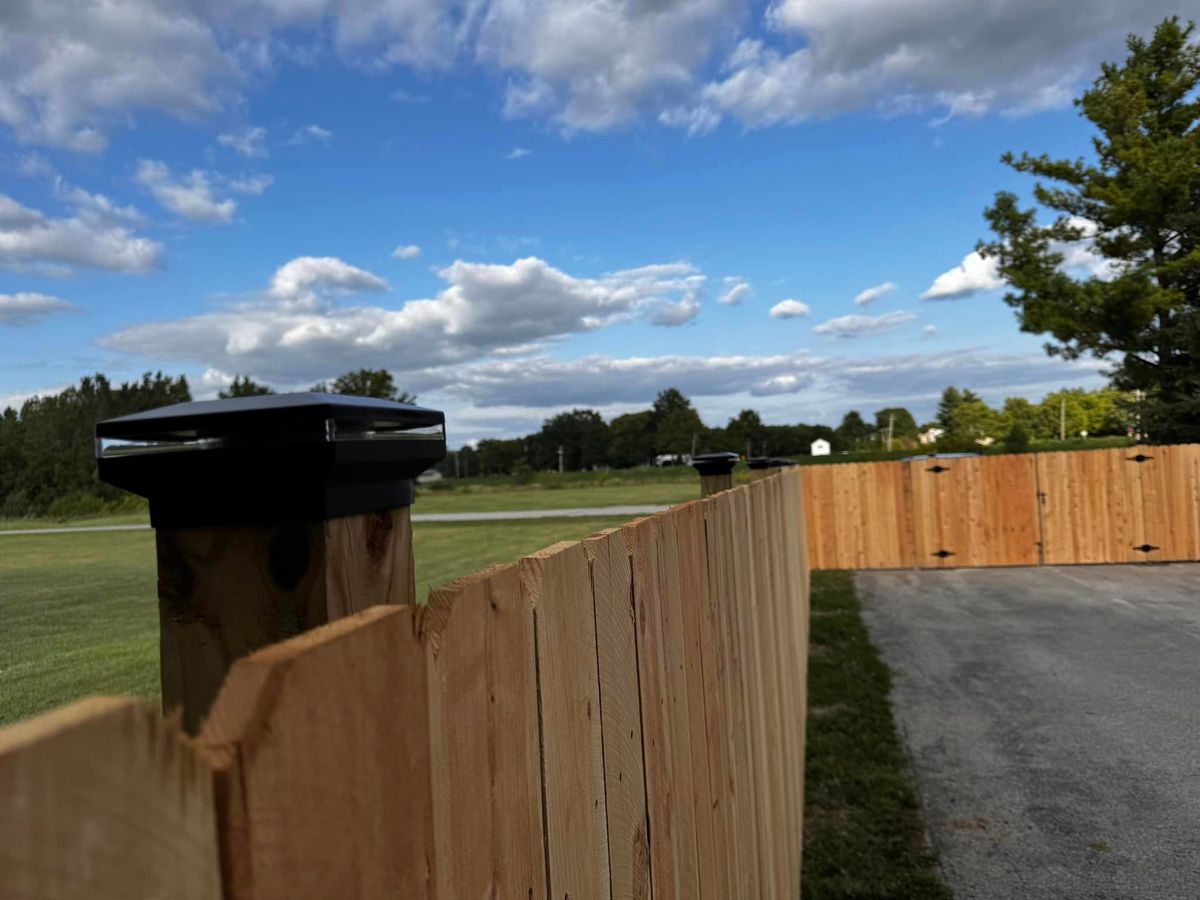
[
  {"left": 96, "top": 393, "right": 446, "bottom": 733},
  {"left": 692, "top": 451, "right": 740, "bottom": 497}
]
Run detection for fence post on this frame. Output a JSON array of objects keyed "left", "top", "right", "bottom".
[
  {"left": 96, "top": 393, "right": 445, "bottom": 733},
  {"left": 691, "top": 451, "right": 739, "bottom": 497},
  {"left": 747, "top": 456, "right": 795, "bottom": 482}
]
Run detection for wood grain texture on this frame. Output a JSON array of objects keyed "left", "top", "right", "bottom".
[
  {"left": 157, "top": 507, "right": 415, "bottom": 733},
  {"left": 1127, "top": 444, "right": 1200, "bottom": 562},
  {"left": 730, "top": 486, "right": 780, "bottom": 898},
  {"left": 583, "top": 529, "right": 652, "bottom": 900},
  {"left": 698, "top": 473, "right": 733, "bottom": 498},
  {"left": 746, "top": 479, "right": 791, "bottom": 896},
  {"left": 424, "top": 563, "right": 547, "bottom": 900},
  {"left": 521, "top": 541, "right": 611, "bottom": 900},
  {"left": 768, "top": 473, "right": 807, "bottom": 894},
  {"left": 801, "top": 461, "right": 915, "bottom": 569},
  {"left": 624, "top": 516, "right": 699, "bottom": 900},
  {"left": 1037, "top": 448, "right": 1141, "bottom": 565},
  {"left": 199, "top": 606, "right": 436, "bottom": 900},
  {"left": 702, "top": 489, "right": 761, "bottom": 899},
  {"left": 668, "top": 502, "right": 722, "bottom": 897},
  {"left": 324, "top": 506, "right": 415, "bottom": 615},
  {"left": 909, "top": 454, "right": 1040, "bottom": 568},
  {"left": 0, "top": 697, "right": 220, "bottom": 900},
  {"left": 691, "top": 497, "right": 737, "bottom": 897}
]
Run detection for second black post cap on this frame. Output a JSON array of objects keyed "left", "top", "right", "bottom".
[{"left": 691, "top": 451, "right": 740, "bottom": 477}]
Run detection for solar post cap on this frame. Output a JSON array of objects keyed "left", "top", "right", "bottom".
[
  {"left": 96, "top": 393, "right": 445, "bottom": 734},
  {"left": 693, "top": 451, "right": 739, "bottom": 498},
  {"left": 690, "top": 451, "right": 740, "bottom": 477},
  {"left": 96, "top": 392, "right": 446, "bottom": 527}
]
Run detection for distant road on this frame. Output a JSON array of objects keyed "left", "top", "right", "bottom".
[{"left": 0, "top": 504, "right": 670, "bottom": 537}]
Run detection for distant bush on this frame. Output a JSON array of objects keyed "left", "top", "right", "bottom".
[
  {"left": 46, "top": 492, "right": 109, "bottom": 520},
  {"left": 1003, "top": 424, "right": 1032, "bottom": 453}
]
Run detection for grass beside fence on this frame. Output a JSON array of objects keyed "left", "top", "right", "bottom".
[
  {"left": 0, "top": 516, "right": 628, "bottom": 727},
  {"left": 802, "top": 570, "right": 950, "bottom": 900}
]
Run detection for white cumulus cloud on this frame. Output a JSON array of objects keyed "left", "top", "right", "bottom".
[
  {"left": 392, "top": 244, "right": 422, "bottom": 260},
  {"left": 770, "top": 299, "right": 810, "bottom": 319},
  {"left": 719, "top": 277, "right": 753, "bottom": 305},
  {"left": 854, "top": 281, "right": 897, "bottom": 306},
  {"left": 814, "top": 310, "right": 917, "bottom": 338},
  {"left": 134, "top": 161, "right": 236, "bottom": 223},
  {"left": 218, "top": 127, "right": 268, "bottom": 158},
  {"left": 103, "top": 255, "right": 710, "bottom": 382},
  {"left": 288, "top": 124, "right": 333, "bottom": 145},
  {"left": 268, "top": 256, "right": 389, "bottom": 310},
  {"left": 682, "top": 0, "right": 1184, "bottom": 131},
  {"left": 0, "top": 292, "right": 78, "bottom": 325},
  {"left": 921, "top": 251, "right": 1004, "bottom": 300},
  {"left": 0, "top": 0, "right": 228, "bottom": 151},
  {"left": 0, "top": 0, "right": 1181, "bottom": 147},
  {"left": 0, "top": 191, "right": 161, "bottom": 274}
]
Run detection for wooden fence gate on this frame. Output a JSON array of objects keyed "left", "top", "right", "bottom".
[{"left": 803, "top": 443, "right": 1200, "bottom": 570}]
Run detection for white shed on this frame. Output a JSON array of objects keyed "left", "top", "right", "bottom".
[{"left": 810, "top": 438, "right": 831, "bottom": 457}]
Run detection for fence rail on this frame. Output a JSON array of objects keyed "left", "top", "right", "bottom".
[
  {"left": 0, "top": 470, "right": 811, "bottom": 900},
  {"left": 802, "top": 443, "right": 1200, "bottom": 569}
]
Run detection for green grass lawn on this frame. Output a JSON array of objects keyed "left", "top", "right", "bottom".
[
  {"left": 416, "top": 480, "right": 697, "bottom": 512},
  {"left": 802, "top": 570, "right": 950, "bottom": 900},
  {"left": 0, "top": 516, "right": 627, "bottom": 727}
]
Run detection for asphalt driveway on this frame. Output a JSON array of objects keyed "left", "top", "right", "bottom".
[{"left": 856, "top": 564, "right": 1200, "bottom": 900}]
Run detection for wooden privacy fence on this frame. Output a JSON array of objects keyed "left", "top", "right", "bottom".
[
  {"left": 803, "top": 443, "right": 1200, "bottom": 569},
  {"left": 1, "top": 471, "right": 811, "bottom": 900}
]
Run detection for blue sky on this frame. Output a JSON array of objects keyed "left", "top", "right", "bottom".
[{"left": 0, "top": 0, "right": 1188, "bottom": 442}]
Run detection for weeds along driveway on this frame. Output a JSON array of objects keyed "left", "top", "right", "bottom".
[{"left": 856, "top": 564, "right": 1200, "bottom": 900}]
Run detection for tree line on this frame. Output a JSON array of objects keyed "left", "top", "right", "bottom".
[
  {"left": 0, "top": 362, "right": 1147, "bottom": 515},
  {"left": 450, "top": 384, "right": 1136, "bottom": 478}
]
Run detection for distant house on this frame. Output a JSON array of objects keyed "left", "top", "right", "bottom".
[
  {"left": 417, "top": 468, "right": 444, "bottom": 483},
  {"left": 918, "top": 427, "right": 945, "bottom": 446},
  {"left": 810, "top": 438, "right": 831, "bottom": 457}
]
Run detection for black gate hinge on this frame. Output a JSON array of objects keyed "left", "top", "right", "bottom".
[
  {"left": 1133, "top": 543, "right": 1159, "bottom": 554},
  {"left": 1128, "top": 453, "right": 1153, "bottom": 464},
  {"left": 927, "top": 464, "right": 950, "bottom": 474},
  {"left": 932, "top": 549, "right": 955, "bottom": 559}
]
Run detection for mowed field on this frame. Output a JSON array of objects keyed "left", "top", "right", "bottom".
[{"left": 0, "top": 515, "right": 628, "bottom": 727}]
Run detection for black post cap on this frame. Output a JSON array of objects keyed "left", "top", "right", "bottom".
[
  {"left": 96, "top": 393, "right": 446, "bottom": 527},
  {"left": 747, "top": 456, "right": 796, "bottom": 470},
  {"left": 691, "top": 451, "right": 740, "bottom": 477}
]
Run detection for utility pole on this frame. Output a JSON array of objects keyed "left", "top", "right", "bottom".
[
  {"left": 1059, "top": 397, "right": 1066, "bottom": 442},
  {"left": 887, "top": 413, "right": 895, "bottom": 452},
  {"left": 557, "top": 444, "right": 564, "bottom": 473},
  {"left": 454, "top": 450, "right": 460, "bottom": 479}
]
